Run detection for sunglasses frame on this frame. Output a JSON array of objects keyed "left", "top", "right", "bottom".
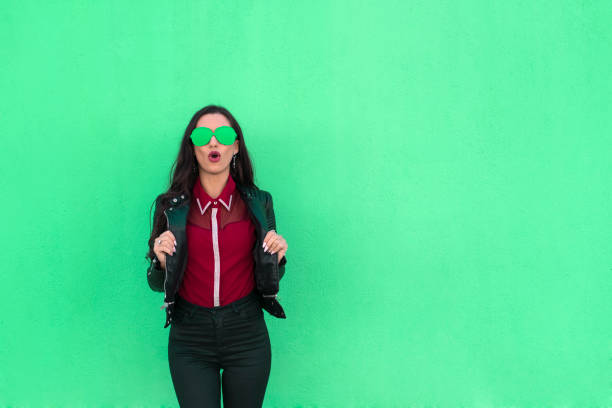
[{"left": 190, "top": 126, "right": 238, "bottom": 146}]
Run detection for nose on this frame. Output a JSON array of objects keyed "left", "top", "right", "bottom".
[{"left": 208, "top": 135, "right": 219, "bottom": 146}]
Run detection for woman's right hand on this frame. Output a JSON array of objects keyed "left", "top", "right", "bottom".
[{"left": 153, "top": 230, "right": 176, "bottom": 269}]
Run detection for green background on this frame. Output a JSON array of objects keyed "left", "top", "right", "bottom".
[{"left": 1, "top": 0, "right": 610, "bottom": 406}]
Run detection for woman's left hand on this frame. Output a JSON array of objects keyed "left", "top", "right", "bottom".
[{"left": 263, "top": 230, "right": 288, "bottom": 264}]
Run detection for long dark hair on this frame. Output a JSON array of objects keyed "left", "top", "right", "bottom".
[{"left": 145, "top": 105, "right": 258, "bottom": 263}]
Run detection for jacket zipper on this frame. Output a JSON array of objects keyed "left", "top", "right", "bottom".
[{"left": 160, "top": 208, "right": 173, "bottom": 310}]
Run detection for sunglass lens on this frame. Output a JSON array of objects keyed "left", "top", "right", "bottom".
[
  {"left": 190, "top": 127, "right": 213, "bottom": 146},
  {"left": 214, "top": 126, "right": 237, "bottom": 145}
]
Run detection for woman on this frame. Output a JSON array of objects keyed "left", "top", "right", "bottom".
[{"left": 145, "top": 105, "right": 288, "bottom": 407}]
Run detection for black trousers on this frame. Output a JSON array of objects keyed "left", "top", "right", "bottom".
[{"left": 168, "top": 290, "right": 271, "bottom": 408}]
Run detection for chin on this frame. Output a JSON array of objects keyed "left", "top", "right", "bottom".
[{"left": 203, "top": 165, "right": 229, "bottom": 174}]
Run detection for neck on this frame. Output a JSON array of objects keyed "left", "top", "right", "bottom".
[{"left": 198, "top": 170, "right": 229, "bottom": 199}]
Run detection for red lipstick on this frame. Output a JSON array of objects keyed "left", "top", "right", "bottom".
[{"left": 208, "top": 151, "right": 220, "bottom": 162}]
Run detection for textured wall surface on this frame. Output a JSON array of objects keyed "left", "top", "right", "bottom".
[{"left": 1, "top": 0, "right": 610, "bottom": 406}]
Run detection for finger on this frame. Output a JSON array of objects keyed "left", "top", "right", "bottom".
[
  {"left": 164, "top": 241, "right": 176, "bottom": 255},
  {"left": 270, "top": 240, "right": 284, "bottom": 254},
  {"left": 264, "top": 235, "right": 278, "bottom": 252},
  {"left": 163, "top": 234, "right": 177, "bottom": 249},
  {"left": 157, "top": 243, "right": 173, "bottom": 258},
  {"left": 269, "top": 237, "right": 284, "bottom": 254},
  {"left": 162, "top": 230, "right": 177, "bottom": 245},
  {"left": 156, "top": 236, "right": 174, "bottom": 249},
  {"left": 273, "top": 246, "right": 285, "bottom": 261},
  {"left": 154, "top": 241, "right": 173, "bottom": 257},
  {"left": 269, "top": 237, "right": 281, "bottom": 252},
  {"left": 262, "top": 230, "right": 276, "bottom": 249},
  {"left": 156, "top": 237, "right": 176, "bottom": 254}
]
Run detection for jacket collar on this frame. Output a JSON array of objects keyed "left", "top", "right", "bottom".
[{"left": 165, "top": 177, "right": 257, "bottom": 212}]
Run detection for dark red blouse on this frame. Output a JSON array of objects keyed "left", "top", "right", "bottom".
[{"left": 177, "top": 173, "right": 257, "bottom": 307}]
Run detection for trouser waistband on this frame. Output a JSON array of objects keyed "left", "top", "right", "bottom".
[{"left": 175, "top": 290, "right": 259, "bottom": 315}]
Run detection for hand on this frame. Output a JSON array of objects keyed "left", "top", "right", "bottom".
[
  {"left": 262, "top": 230, "right": 287, "bottom": 264},
  {"left": 153, "top": 230, "right": 176, "bottom": 269}
]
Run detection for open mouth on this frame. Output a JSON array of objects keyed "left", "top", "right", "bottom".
[{"left": 208, "top": 151, "right": 220, "bottom": 161}]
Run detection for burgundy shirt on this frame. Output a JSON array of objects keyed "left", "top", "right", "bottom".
[{"left": 178, "top": 173, "right": 257, "bottom": 307}]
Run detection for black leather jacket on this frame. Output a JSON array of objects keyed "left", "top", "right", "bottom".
[{"left": 146, "top": 183, "right": 287, "bottom": 328}]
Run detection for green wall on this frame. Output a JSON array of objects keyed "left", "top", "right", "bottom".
[{"left": 1, "top": 0, "right": 610, "bottom": 406}]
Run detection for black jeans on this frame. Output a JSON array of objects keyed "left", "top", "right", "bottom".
[{"left": 168, "top": 290, "right": 271, "bottom": 408}]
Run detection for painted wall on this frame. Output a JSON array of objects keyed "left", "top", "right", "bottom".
[{"left": 1, "top": 0, "right": 610, "bottom": 406}]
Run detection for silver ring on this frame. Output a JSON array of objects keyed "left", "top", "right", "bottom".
[{"left": 157, "top": 239, "right": 162, "bottom": 244}]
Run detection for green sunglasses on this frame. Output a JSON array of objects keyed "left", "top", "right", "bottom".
[{"left": 190, "top": 126, "right": 237, "bottom": 146}]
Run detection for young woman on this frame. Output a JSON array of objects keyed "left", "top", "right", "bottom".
[{"left": 145, "top": 105, "right": 288, "bottom": 407}]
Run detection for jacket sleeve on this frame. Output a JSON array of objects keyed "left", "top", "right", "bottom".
[
  {"left": 147, "top": 255, "right": 165, "bottom": 292},
  {"left": 147, "top": 196, "right": 166, "bottom": 292},
  {"left": 265, "top": 192, "right": 287, "bottom": 280}
]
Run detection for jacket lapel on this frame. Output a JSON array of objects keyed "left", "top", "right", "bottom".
[{"left": 236, "top": 184, "right": 268, "bottom": 235}]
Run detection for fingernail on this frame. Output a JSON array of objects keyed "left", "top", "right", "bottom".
[{"left": 174, "top": 240, "right": 177, "bottom": 245}]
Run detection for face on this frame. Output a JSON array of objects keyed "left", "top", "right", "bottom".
[{"left": 193, "top": 113, "right": 239, "bottom": 176}]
